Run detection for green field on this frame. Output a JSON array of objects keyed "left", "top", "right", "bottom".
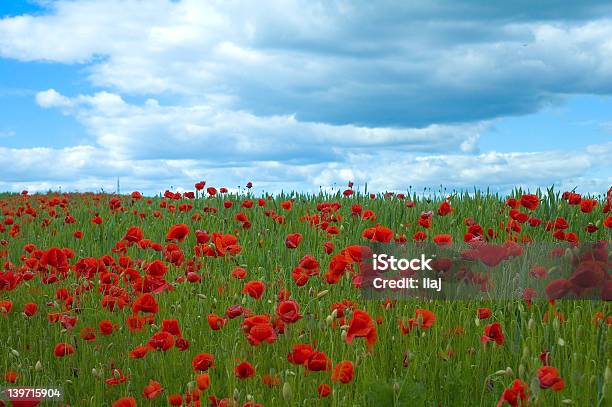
[{"left": 0, "top": 187, "right": 610, "bottom": 406}]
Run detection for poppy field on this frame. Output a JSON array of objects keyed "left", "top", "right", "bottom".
[{"left": 0, "top": 183, "right": 610, "bottom": 407}]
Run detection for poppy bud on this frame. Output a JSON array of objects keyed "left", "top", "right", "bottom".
[
  {"left": 35, "top": 360, "right": 42, "bottom": 371},
  {"left": 282, "top": 382, "right": 292, "bottom": 401}
]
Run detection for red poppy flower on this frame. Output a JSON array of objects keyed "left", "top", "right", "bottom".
[
  {"left": 304, "top": 350, "right": 331, "bottom": 372},
  {"left": 477, "top": 308, "right": 492, "bottom": 319},
  {"left": 158, "top": 320, "right": 180, "bottom": 338},
  {"left": 4, "top": 370, "right": 17, "bottom": 383},
  {"left": 112, "top": 397, "right": 137, "bottom": 407},
  {"left": 235, "top": 361, "right": 256, "bottom": 379},
  {"left": 53, "top": 342, "right": 75, "bottom": 357},
  {"left": 437, "top": 201, "right": 452, "bottom": 216},
  {"left": 129, "top": 345, "right": 148, "bottom": 359},
  {"left": 399, "top": 308, "right": 436, "bottom": 334},
  {"left": 276, "top": 300, "right": 302, "bottom": 324},
  {"left": 99, "top": 319, "right": 115, "bottom": 335},
  {"left": 79, "top": 326, "right": 96, "bottom": 341},
  {"left": 570, "top": 260, "right": 606, "bottom": 288},
  {"left": 243, "top": 280, "right": 265, "bottom": 299},
  {"left": 288, "top": 343, "right": 314, "bottom": 365},
  {"left": 578, "top": 198, "right": 596, "bottom": 213},
  {"left": 175, "top": 337, "right": 190, "bottom": 351},
  {"left": 231, "top": 267, "right": 247, "bottom": 279},
  {"left": 132, "top": 293, "right": 159, "bottom": 314},
  {"left": 537, "top": 366, "right": 564, "bottom": 391},
  {"left": 165, "top": 224, "right": 190, "bottom": 242},
  {"left": 247, "top": 322, "right": 277, "bottom": 346},
  {"left": 211, "top": 232, "right": 242, "bottom": 256},
  {"left": 208, "top": 313, "right": 227, "bottom": 330},
  {"left": 0, "top": 300, "right": 12, "bottom": 315},
  {"left": 480, "top": 322, "right": 505, "bottom": 346},
  {"left": 317, "top": 383, "right": 332, "bottom": 398},
  {"left": 413, "top": 231, "right": 427, "bottom": 241},
  {"left": 147, "top": 331, "right": 175, "bottom": 351},
  {"left": 545, "top": 279, "right": 571, "bottom": 300},
  {"left": 123, "top": 226, "right": 144, "bottom": 243},
  {"left": 323, "top": 241, "right": 334, "bottom": 254},
  {"left": 509, "top": 209, "right": 529, "bottom": 223},
  {"left": 145, "top": 260, "right": 168, "bottom": 279},
  {"left": 519, "top": 194, "right": 539, "bottom": 211},
  {"left": 168, "top": 394, "right": 183, "bottom": 406},
  {"left": 285, "top": 233, "right": 302, "bottom": 249},
  {"left": 331, "top": 360, "right": 354, "bottom": 384},
  {"left": 346, "top": 310, "right": 377, "bottom": 350},
  {"left": 433, "top": 234, "right": 452, "bottom": 247},
  {"left": 196, "top": 373, "right": 210, "bottom": 390},
  {"left": 142, "top": 379, "right": 164, "bottom": 399},
  {"left": 497, "top": 379, "right": 529, "bottom": 407},
  {"left": 192, "top": 353, "right": 215, "bottom": 371}
]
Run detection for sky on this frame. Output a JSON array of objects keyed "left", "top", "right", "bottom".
[{"left": 0, "top": 0, "right": 611, "bottom": 196}]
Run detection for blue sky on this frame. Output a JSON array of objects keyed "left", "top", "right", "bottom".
[{"left": 0, "top": 1, "right": 610, "bottom": 195}]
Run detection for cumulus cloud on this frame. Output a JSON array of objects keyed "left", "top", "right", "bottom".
[
  {"left": 3, "top": 1, "right": 612, "bottom": 126},
  {"left": 1, "top": 141, "right": 610, "bottom": 195},
  {"left": 34, "top": 89, "right": 485, "bottom": 162},
  {"left": 1, "top": 1, "right": 611, "bottom": 194},
  {"left": 35, "top": 89, "right": 74, "bottom": 108}
]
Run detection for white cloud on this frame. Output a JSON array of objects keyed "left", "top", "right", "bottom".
[
  {"left": 3, "top": 2, "right": 612, "bottom": 126},
  {"left": 35, "top": 89, "right": 73, "bottom": 108},
  {"left": 1, "top": 141, "right": 609, "bottom": 196},
  {"left": 34, "top": 89, "right": 487, "bottom": 162},
  {"left": 1, "top": 1, "right": 611, "bottom": 195}
]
